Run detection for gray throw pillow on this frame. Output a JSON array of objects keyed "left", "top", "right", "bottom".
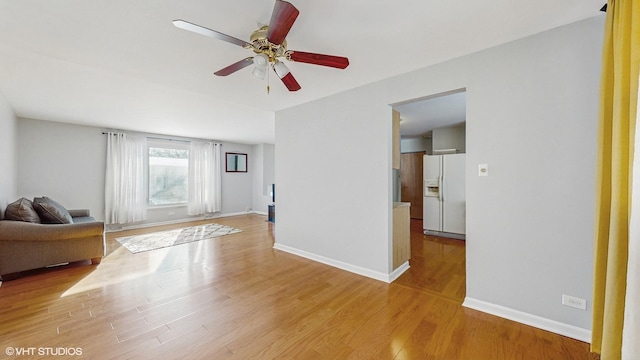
[
  {"left": 5, "top": 198, "right": 41, "bottom": 223},
  {"left": 33, "top": 197, "right": 73, "bottom": 224}
]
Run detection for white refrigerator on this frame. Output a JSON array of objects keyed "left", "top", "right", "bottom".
[{"left": 423, "top": 154, "right": 466, "bottom": 238}]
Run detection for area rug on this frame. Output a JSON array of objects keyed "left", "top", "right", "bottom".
[{"left": 116, "top": 223, "right": 242, "bottom": 254}]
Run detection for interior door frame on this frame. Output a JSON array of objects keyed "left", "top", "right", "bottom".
[{"left": 390, "top": 87, "right": 467, "bottom": 291}]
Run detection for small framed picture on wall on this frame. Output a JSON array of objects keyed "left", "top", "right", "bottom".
[{"left": 225, "top": 152, "right": 247, "bottom": 172}]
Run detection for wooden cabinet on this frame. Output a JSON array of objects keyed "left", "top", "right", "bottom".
[
  {"left": 400, "top": 152, "right": 425, "bottom": 219},
  {"left": 393, "top": 202, "right": 411, "bottom": 269}
]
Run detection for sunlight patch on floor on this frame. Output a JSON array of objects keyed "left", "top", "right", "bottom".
[{"left": 61, "top": 246, "right": 169, "bottom": 298}]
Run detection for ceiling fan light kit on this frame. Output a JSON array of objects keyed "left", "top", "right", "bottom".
[
  {"left": 173, "top": 0, "right": 349, "bottom": 92},
  {"left": 252, "top": 54, "right": 269, "bottom": 79},
  {"left": 272, "top": 61, "right": 290, "bottom": 78}
]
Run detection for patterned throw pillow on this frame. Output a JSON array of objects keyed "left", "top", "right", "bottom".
[
  {"left": 5, "top": 198, "right": 41, "bottom": 223},
  {"left": 32, "top": 197, "right": 73, "bottom": 224}
]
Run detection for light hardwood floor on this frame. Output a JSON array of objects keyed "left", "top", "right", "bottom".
[
  {"left": 0, "top": 214, "right": 598, "bottom": 359},
  {"left": 394, "top": 220, "right": 467, "bottom": 302}
]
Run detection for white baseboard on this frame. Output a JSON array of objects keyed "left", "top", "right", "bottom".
[
  {"left": 208, "top": 211, "right": 256, "bottom": 219},
  {"left": 389, "top": 261, "right": 410, "bottom": 282},
  {"left": 107, "top": 211, "right": 262, "bottom": 233},
  {"left": 106, "top": 217, "right": 201, "bottom": 232},
  {"left": 273, "top": 243, "right": 403, "bottom": 283},
  {"left": 462, "top": 297, "right": 592, "bottom": 343}
]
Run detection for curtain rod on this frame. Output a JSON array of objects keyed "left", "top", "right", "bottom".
[{"left": 101, "top": 131, "right": 221, "bottom": 144}]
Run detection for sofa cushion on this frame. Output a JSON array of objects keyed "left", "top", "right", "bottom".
[
  {"left": 33, "top": 197, "right": 73, "bottom": 224},
  {"left": 5, "top": 198, "right": 41, "bottom": 223}
]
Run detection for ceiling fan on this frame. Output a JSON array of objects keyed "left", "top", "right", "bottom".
[{"left": 173, "top": 0, "right": 349, "bottom": 92}]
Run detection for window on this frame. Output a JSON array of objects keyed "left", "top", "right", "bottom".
[{"left": 148, "top": 144, "right": 189, "bottom": 205}]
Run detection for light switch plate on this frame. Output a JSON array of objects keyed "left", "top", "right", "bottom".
[{"left": 479, "top": 164, "right": 489, "bottom": 176}]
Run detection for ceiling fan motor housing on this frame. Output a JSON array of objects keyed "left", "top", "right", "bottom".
[{"left": 249, "top": 26, "right": 287, "bottom": 62}]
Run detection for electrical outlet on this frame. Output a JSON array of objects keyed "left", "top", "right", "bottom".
[{"left": 562, "top": 294, "right": 587, "bottom": 310}]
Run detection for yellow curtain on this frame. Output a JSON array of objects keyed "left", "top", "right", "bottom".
[
  {"left": 592, "top": 0, "right": 640, "bottom": 358},
  {"left": 623, "top": 79, "right": 640, "bottom": 359}
]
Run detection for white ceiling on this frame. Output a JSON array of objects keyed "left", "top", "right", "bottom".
[
  {"left": 0, "top": 0, "right": 604, "bottom": 144},
  {"left": 395, "top": 90, "right": 467, "bottom": 139}
]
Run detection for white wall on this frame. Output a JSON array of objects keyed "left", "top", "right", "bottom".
[
  {"left": 263, "top": 144, "right": 275, "bottom": 195},
  {"left": 252, "top": 143, "right": 275, "bottom": 214},
  {"left": 433, "top": 123, "right": 466, "bottom": 153},
  {"left": 17, "top": 118, "right": 257, "bottom": 223},
  {"left": 0, "top": 92, "right": 17, "bottom": 217},
  {"left": 276, "top": 93, "right": 393, "bottom": 279},
  {"left": 221, "top": 142, "right": 254, "bottom": 214},
  {"left": 460, "top": 17, "right": 600, "bottom": 336},
  {"left": 275, "top": 15, "right": 603, "bottom": 338},
  {"left": 17, "top": 118, "right": 106, "bottom": 219},
  {"left": 400, "top": 137, "right": 430, "bottom": 153}
]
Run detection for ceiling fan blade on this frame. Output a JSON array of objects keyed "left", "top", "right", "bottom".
[
  {"left": 266, "top": 0, "right": 299, "bottom": 45},
  {"left": 288, "top": 51, "right": 349, "bottom": 69},
  {"left": 173, "top": 19, "right": 252, "bottom": 48},
  {"left": 273, "top": 66, "right": 301, "bottom": 91},
  {"left": 272, "top": 61, "right": 300, "bottom": 91},
  {"left": 280, "top": 72, "right": 301, "bottom": 91},
  {"left": 214, "top": 57, "right": 254, "bottom": 76}
]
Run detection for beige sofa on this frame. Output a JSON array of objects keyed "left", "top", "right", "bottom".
[{"left": 0, "top": 200, "right": 106, "bottom": 280}]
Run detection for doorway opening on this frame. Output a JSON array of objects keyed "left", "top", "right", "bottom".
[{"left": 391, "top": 88, "right": 467, "bottom": 301}]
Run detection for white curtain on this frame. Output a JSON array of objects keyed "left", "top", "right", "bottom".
[
  {"left": 104, "top": 133, "right": 148, "bottom": 224},
  {"left": 622, "top": 75, "right": 640, "bottom": 359},
  {"left": 188, "top": 141, "right": 221, "bottom": 215}
]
